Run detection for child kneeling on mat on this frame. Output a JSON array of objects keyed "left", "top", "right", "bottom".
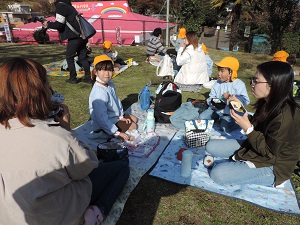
[{"left": 89, "top": 55, "right": 137, "bottom": 141}]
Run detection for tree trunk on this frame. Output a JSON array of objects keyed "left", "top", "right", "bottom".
[{"left": 229, "top": 4, "right": 242, "bottom": 51}]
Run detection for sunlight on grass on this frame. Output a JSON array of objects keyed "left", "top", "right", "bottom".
[{"left": 0, "top": 43, "right": 299, "bottom": 225}]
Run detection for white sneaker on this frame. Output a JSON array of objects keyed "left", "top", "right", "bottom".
[
  {"left": 203, "top": 80, "right": 217, "bottom": 89},
  {"left": 132, "top": 61, "right": 138, "bottom": 66}
]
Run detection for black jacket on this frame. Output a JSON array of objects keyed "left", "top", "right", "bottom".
[{"left": 47, "top": 0, "right": 80, "bottom": 41}]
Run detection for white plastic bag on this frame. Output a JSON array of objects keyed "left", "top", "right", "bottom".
[{"left": 156, "top": 55, "right": 174, "bottom": 77}]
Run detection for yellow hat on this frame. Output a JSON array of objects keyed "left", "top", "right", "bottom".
[
  {"left": 93, "top": 54, "right": 113, "bottom": 66},
  {"left": 178, "top": 27, "right": 186, "bottom": 39},
  {"left": 102, "top": 40, "right": 113, "bottom": 50},
  {"left": 202, "top": 44, "right": 209, "bottom": 55},
  {"left": 215, "top": 57, "right": 239, "bottom": 81},
  {"left": 272, "top": 50, "right": 289, "bottom": 62}
]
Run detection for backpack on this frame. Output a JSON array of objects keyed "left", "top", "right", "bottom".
[{"left": 154, "top": 82, "right": 182, "bottom": 123}]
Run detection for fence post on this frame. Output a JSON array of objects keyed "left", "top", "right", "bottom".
[
  {"left": 143, "top": 21, "right": 146, "bottom": 46},
  {"left": 101, "top": 18, "right": 104, "bottom": 43},
  {"left": 215, "top": 29, "right": 220, "bottom": 49}
]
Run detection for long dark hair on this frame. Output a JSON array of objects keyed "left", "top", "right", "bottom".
[{"left": 253, "top": 61, "right": 298, "bottom": 122}]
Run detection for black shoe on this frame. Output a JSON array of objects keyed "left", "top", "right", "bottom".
[
  {"left": 81, "top": 77, "right": 92, "bottom": 84},
  {"left": 65, "top": 78, "right": 81, "bottom": 84}
]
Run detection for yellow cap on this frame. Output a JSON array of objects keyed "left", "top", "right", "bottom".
[
  {"left": 178, "top": 27, "right": 186, "bottom": 39},
  {"left": 102, "top": 40, "right": 113, "bottom": 50},
  {"left": 215, "top": 57, "right": 239, "bottom": 81},
  {"left": 202, "top": 44, "right": 209, "bottom": 55},
  {"left": 93, "top": 54, "right": 113, "bottom": 66},
  {"left": 272, "top": 50, "right": 289, "bottom": 62}
]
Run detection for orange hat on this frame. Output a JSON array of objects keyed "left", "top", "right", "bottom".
[
  {"left": 272, "top": 50, "right": 289, "bottom": 62},
  {"left": 215, "top": 57, "right": 239, "bottom": 81},
  {"left": 102, "top": 40, "right": 113, "bottom": 50},
  {"left": 93, "top": 54, "right": 113, "bottom": 66},
  {"left": 178, "top": 27, "right": 186, "bottom": 39},
  {"left": 202, "top": 44, "right": 209, "bottom": 55}
]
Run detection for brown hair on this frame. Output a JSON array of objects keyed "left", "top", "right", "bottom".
[
  {"left": 185, "top": 31, "right": 199, "bottom": 50},
  {"left": 0, "top": 57, "right": 54, "bottom": 128}
]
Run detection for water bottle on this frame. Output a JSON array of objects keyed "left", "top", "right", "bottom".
[
  {"left": 181, "top": 150, "right": 193, "bottom": 177},
  {"left": 146, "top": 108, "right": 155, "bottom": 133},
  {"left": 139, "top": 86, "right": 151, "bottom": 110}
]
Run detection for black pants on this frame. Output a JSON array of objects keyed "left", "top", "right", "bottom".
[
  {"left": 88, "top": 160, "right": 130, "bottom": 216},
  {"left": 66, "top": 38, "right": 90, "bottom": 80}
]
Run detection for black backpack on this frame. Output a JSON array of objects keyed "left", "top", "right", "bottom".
[{"left": 154, "top": 82, "right": 182, "bottom": 123}]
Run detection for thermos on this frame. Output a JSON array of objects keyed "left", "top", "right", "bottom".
[
  {"left": 146, "top": 108, "right": 155, "bottom": 133},
  {"left": 181, "top": 150, "right": 193, "bottom": 177}
]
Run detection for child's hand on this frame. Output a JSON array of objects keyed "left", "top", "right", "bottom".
[
  {"left": 223, "top": 92, "right": 230, "bottom": 99},
  {"left": 118, "top": 132, "right": 129, "bottom": 141},
  {"left": 120, "top": 117, "right": 131, "bottom": 124}
]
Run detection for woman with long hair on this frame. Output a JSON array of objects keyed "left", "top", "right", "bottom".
[
  {"left": 174, "top": 31, "right": 209, "bottom": 85},
  {"left": 205, "top": 61, "right": 300, "bottom": 187},
  {"left": 0, "top": 57, "right": 129, "bottom": 225}
]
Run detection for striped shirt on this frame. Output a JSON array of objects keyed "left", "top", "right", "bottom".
[{"left": 146, "top": 36, "right": 166, "bottom": 56}]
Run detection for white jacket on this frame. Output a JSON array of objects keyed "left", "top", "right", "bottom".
[{"left": 174, "top": 45, "right": 209, "bottom": 85}]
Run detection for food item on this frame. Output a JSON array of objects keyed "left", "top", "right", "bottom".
[
  {"left": 203, "top": 155, "right": 214, "bottom": 168},
  {"left": 229, "top": 101, "right": 246, "bottom": 115},
  {"left": 177, "top": 148, "right": 187, "bottom": 161},
  {"left": 211, "top": 98, "right": 226, "bottom": 110}
]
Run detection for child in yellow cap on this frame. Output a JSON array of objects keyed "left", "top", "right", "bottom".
[
  {"left": 169, "top": 23, "right": 186, "bottom": 53},
  {"left": 199, "top": 56, "right": 250, "bottom": 132},
  {"left": 102, "top": 40, "right": 127, "bottom": 71},
  {"left": 201, "top": 43, "right": 214, "bottom": 77},
  {"left": 272, "top": 50, "right": 289, "bottom": 62},
  {"left": 89, "top": 55, "right": 137, "bottom": 141}
]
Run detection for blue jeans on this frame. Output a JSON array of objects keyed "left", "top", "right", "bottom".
[
  {"left": 205, "top": 139, "right": 275, "bottom": 186},
  {"left": 88, "top": 160, "right": 129, "bottom": 216},
  {"left": 199, "top": 107, "right": 239, "bottom": 132}
]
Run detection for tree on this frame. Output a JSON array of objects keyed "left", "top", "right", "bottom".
[
  {"left": 180, "top": 0, "right": 213, "bottom": 35},
  {"left": 211, "top": 0, "right": 256, "bottom": 51},
  {"left": 262, "top": 0, "right": 299, "bottom": 53}
]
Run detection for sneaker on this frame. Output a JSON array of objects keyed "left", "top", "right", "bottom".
[
  {"left": 65, "top": 78, "right": 81, "bottom": 84},
  {"left": 132, "top": 61, "right": 139, "bottom": 66},
  {"left": 81, "top": 76, "right": 92, "bottom": 84},
  {"left": 203, "top": 79, "right": 217, "bottom": 89}
]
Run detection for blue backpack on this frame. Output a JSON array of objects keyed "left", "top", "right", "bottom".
[{"left": 138, "top": 84, "right": 152, "bottom": 111}]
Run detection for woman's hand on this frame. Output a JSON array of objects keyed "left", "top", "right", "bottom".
[
  {"left": 54, "top": 104, "right": 71, "bottom": 131},
  {"left": 230, "top": 109, "right": 252, "bottom": 131}
]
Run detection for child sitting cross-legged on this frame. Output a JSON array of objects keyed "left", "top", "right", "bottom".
[
  {"left": 199, "top": 56, "right": 250, "bottom": 132},
  {"left": 89, "top": 55, "right": 138, "bottom": 141}
]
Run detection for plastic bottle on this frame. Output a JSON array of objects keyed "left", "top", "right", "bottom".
[
  {"left": 181, "top": 150, "right": 193, "bottom": 177},
  {"left": 293, "top": 82, "right": 298, "bottom": 97},
  {"left": 146, "top": 108, "right": 155, "bottom": 133},
  {"left": 139, "top": 86, "right": 151, "bottom": 110}
]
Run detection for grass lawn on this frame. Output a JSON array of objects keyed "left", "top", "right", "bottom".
[{"left": 0, "top": 42, "right": 299, "bottom": 225}]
